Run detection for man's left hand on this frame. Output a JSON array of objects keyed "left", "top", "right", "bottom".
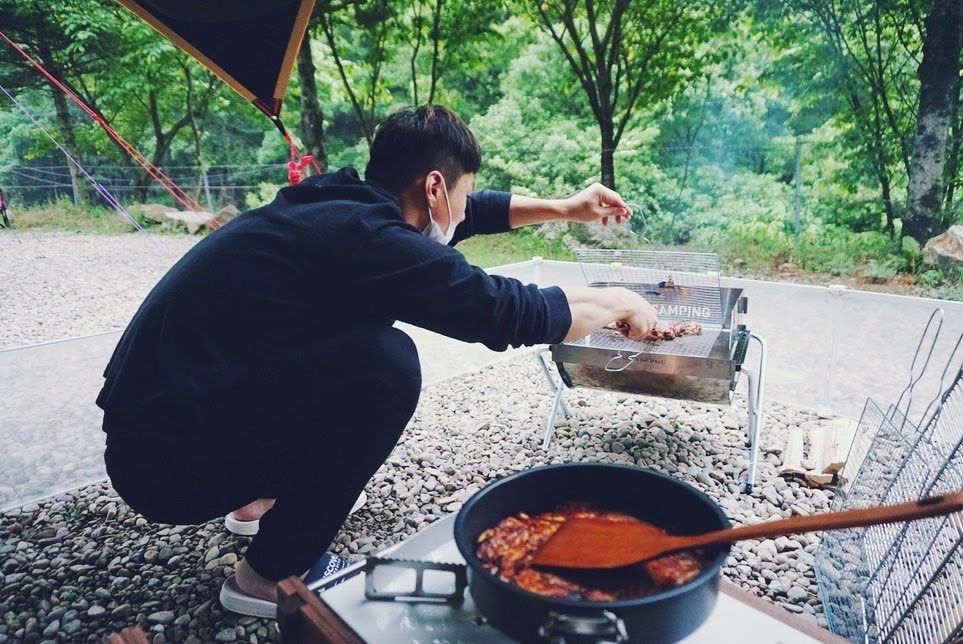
[{"left": 563, "top": 182, "right": 632, "bottom": 227}]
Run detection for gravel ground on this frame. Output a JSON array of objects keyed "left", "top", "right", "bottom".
[
  {"left": 0, "top": 231, "right": 200, "bottom": 511},
  {"left": 0, "top": 231, "right": 198, "bottom": 350},
  {"left": 1, "top": 354, "right": 836, "bottom": 643},
  {"left": 2, "top": 230, "right": 837, "bottom": 641}
]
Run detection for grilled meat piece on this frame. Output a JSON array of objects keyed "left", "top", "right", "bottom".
[
  {"left": 604, "top": 319, "right": 703, "bottom": 341},
  {"left": 657, "top": 276, "right": 690, "bottom": 295},
  {"left": 644, "top": 319, "right": 703, "bottom": 341},
  {"left": 646, "top": 552, "right": 703, "bottom": 586}
]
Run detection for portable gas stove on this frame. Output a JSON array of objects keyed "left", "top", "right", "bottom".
[
  {"left": 537, "top": 250, "right": 767, "bottom": 492},
  {"left": 279, "top": 514, "right": 843, "bottom": 643}
]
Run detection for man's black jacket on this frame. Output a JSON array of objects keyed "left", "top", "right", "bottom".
[{"left": 96, "top": 168, "right": 571, "bottom": 416}]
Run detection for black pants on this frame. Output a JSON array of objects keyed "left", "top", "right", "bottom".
[{"left": 104, "top": 325, "right": 421, "bottom": 581}]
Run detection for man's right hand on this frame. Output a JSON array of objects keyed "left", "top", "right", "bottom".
[
  {"left": 612, "top": 288, "right": 658, "bottom": 341},
  {"left": 561, "top": 286, "right": 658, "bottom": 343}
]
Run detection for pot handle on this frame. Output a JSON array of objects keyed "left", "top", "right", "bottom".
[{"left": 538, "top": 610, "right": 628, "bottom": 643}]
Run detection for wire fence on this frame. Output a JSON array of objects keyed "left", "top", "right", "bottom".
[
  {"left": 0, "top": 162, "right": 290, "bottom": 211},
  {"left": 1, "top": 136, "right": 829, "bottom": 212}
]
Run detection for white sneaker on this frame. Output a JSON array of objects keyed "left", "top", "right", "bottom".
[
  {"left": 219, "top": 553, "right": 351, "bottom": 617},
  {"left": 224, "top": 490, "right": 368, "bottom": 536}
]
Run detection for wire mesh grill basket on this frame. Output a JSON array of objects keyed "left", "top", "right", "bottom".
[
  {"left": 573, "top": 249, "right": 726, "bottom": 359},
  {"left": 814, "top": 310, "right": 963, "bottom": 643}
]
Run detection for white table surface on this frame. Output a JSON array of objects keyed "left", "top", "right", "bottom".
[{"left": 318, "top": 515, "right": 835, "bottom": 643}]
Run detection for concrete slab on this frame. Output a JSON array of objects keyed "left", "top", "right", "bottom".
[{"left": 4, "top": 258, "right": 963, "bottom": 509}]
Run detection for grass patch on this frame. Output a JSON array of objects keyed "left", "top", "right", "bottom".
[
  {"left": 5, "top": 198, "right": 138, "bottom": 234},
  {"left": 1, "top": 198, "right": 200, "bottom": 234},
  {"left": 457, "top": 227, "right": 574, "bottom": 268}
]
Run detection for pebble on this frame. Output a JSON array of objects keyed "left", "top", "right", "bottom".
[
  {"left": 755, "top": 539, "right": 778, "bottom": 560},
  {"left": 0, "top": 348, "right": 838, "bottom": 641},
  {"left": 147, "top": 610, "right": 175, "bottom": 625}
]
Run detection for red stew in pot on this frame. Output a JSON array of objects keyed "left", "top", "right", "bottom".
[{"left": 475, "top": 503, "right": 704, "bottom": 601}]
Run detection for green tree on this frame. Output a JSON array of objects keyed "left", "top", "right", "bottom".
[
  {"left": 297, "top": 25, "right": 329, "bottom": 171},
  {"left": 0, "top": 0, "right": 123, "bottom": 204},
  {"left": 395, "top": 0, "right": 504, "bottom": 105},
  {"left": 89, "top": 18, "right": 221, "bottom": 202},
  {"left": 904, "top": 0, "right": 963, "bottom": 242},
  {"left": 779, "top": 0, "right": 923, "bottom": 235},
  {"left": 318, "top": 0, "right": 396, "bottom": 144},
  {"left": 530, "top": 0, "right": 730, "bottom": 189}
]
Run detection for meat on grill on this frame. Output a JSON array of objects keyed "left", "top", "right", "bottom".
[
  {"left": 475, "top": 504, "right": 705, "bottom": 601},
  {"left": 606, "top": 319, "right": 703, "bottom": 341},
  {"left": 658, "top": 276, "right": 689, "bottom": 295},
  {"left": 644, "top": 320, "right": 703, "bottom": 341}
]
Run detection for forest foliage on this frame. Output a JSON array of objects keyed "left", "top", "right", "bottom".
[{"left": 2, "top": 0, "right": 962, "bottom": 291}]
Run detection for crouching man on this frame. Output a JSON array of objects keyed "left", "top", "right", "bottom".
[{"left": 97, "top": 105, "right": 657, "bottom": 616}]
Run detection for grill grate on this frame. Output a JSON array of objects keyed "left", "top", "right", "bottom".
[
  {"left": 815, "top": 312, "right": 963, "bottom": 644},
  {"left": 570, "top": 327, "right": 723, "bottom": 358},
  {"left": 575, "top": 249, "right": 724, "bottom": 326},
  {"left": 571, "top": 249, "right": 726, "bottom": 359}
]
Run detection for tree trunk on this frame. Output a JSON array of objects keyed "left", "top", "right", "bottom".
[
  {"left": 904, "top": 0, "right": 963, "bottom": 243},
  {"left": 873, "top": 106, "right": 897, "bottom": 236},
  {"left": 48, "top": 78, "right": 89, "bottom": 205},
  {"left": 879, "top": 164, "right": 896, "bottom": 237},
  {"left": 35, "top": 42, "right": 89, "bottom": 205},
  {"left": 297, "top": 28, "right": 328, "bottom": 172},
  {"left": 941, "top": 86, "right": 962, "bottom": 221},
  {"left": 600, "top": 119, "right": 616, "bottom": 189},
  {"left": 132, "top": 172, "right": 150, "bottom": 203},
  {"left": 427, "top": 0, "right": 443, "bottom": 104}
]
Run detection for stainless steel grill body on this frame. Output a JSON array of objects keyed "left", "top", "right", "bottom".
[
  {"left": 535, "top": 251, "right": 767, "bottom": 492},
  {"left": 550, "top": 287, "right": 748, "bottom": 405}
]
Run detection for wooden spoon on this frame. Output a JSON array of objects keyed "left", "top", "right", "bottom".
[{"left": 530, "top": 490, "right": 963, "bottom": 570}]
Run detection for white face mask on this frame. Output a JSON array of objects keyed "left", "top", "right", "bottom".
[{"left": 422, "top": 179, "right": 456, "bottom": 245}]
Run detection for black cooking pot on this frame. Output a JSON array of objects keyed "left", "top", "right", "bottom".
[{"left": 454, "top": 463, "right": 730, "bottom": 643}]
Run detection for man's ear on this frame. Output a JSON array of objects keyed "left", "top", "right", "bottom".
[{"left": 423, "top": 170, "right": 443, "bottom": 207}]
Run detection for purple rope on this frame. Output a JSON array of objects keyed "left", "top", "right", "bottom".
[{"left": 0, "top": 80, "right": 144, "bottom": 231}]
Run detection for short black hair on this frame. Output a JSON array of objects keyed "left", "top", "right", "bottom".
[{"left": 365, "top": 105, "right": 481, "bottom": 194}]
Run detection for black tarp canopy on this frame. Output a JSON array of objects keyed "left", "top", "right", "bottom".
[{"left": 116, "top": 0, "right": 316, "bottom": 118}]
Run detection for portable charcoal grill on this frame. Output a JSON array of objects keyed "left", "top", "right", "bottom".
[{"left": 537, "top": 250, "right": 768, "bottom": 492}]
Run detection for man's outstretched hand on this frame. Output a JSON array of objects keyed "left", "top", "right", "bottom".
[{"left": 563, "top": 182, "right": 632, "bottom": 227}]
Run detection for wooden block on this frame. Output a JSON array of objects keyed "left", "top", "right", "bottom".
[
  {"left": 277, "top": 576, "right": 363, "bottom": 644},
  {"left": 820, "top": 418, "right": 859, "bottom": 476},
  {"left": 809, "top": 426, "right": 827, "bottom": 469},
  {"left": 778, "top": 426, "right": 806, "bottom": 477},
  {"left": 804, "top": 472, "right": 836, "bottom": 487}
]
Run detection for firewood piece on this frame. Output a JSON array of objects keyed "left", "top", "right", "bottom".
[{"left": 778, "top": 426, "right": 806, "bottom": 477}]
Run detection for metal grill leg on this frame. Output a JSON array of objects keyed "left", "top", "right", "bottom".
[
  {"left": 744, "top": 368, "right": 760, "bottom": 493},
  {"left": 543, "top": 385, "right": 565, "bottom": 450},
  {"left": 742, "top": 333, "right": 768, "bottom": 493},
  {"left": 536, "top": 349, "right": 569, "bottom": 449},
  {"left": 537, "top": 350, "right": 570, "bottom": 418}
]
